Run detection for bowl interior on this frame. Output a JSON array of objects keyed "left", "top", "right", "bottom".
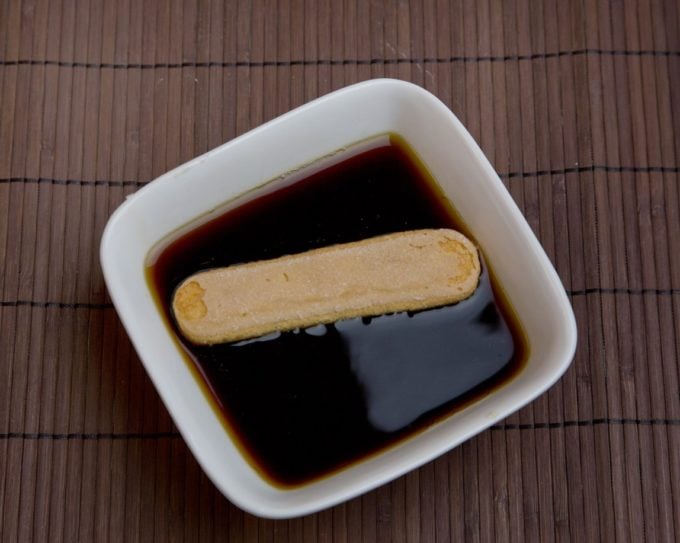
[{"left": 101, "top": 79, "right": 576, "bottom": 518}]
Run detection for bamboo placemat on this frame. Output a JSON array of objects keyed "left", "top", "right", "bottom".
[{"left": 1, "top": 0, "right": 679, "bottom": 541}]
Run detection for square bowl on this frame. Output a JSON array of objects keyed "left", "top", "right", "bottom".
[{"left": 101, "top": 79, "right": 577, "bottom": 518}]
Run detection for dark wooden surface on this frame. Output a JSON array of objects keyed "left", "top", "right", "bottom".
[{"left": 1, "top": 0, "right": 679, "bottom": 541}]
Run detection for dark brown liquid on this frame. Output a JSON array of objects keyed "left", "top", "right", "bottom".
[{"left": 147, "top": 135, "right": 527, "bottom": 487}]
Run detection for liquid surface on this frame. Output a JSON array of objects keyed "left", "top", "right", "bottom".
[{"left": 148, "top": 135, "right": 527, "bottom": 487}]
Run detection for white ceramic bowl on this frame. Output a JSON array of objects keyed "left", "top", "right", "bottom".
[{"left": 101, "top": 79, "right": 577, "bottom": 518}]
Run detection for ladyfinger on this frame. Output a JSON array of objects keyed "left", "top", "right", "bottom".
[{"left": 172, "top": 228, "right": 480, "bottom": 345}]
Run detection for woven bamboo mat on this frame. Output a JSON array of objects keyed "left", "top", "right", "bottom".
[{"left": 1, "top": 0, "right": 679, "bottom": 541}]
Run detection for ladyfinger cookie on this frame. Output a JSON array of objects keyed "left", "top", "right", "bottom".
[{"left": 172, "top": 228, "right": 480, "bottom": 345}]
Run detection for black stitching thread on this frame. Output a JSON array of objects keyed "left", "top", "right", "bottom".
[
  {"left": 1, "top": 419, "right": 678, "bottom": 440},
  {"left": 492, "top": 418, "right": 680, "bottom": 430},
  {"left": 569, "top": 288, "right": 680, "bottom": 296},
  {"left": 0, "top": 177, "right": 146, "bottom": 187},
  {"left": 1, "top": 288, "right": 678, "bottom": 310},
  {"left": 0, "top": 431, "right": 181, "bottom": 440},
  {"left": 500, "top": 165, "right": 680, "bottom": 179},
  {"left": 0, "top": 48, "right": 678, "bottom": 70},
  {"left": 0, "top": 301, "right": 114, "bottom": 309},
  {"left": 1, "top": 166, "right": 677, "bottom": 189}
]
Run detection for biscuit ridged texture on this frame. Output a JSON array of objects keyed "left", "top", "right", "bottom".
[{"left": 173, "top": 228, "right": 481, "bottom": 345}]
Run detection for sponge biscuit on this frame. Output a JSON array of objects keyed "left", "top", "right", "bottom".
[{"left": 173, "top": 228, "right": 481, "bottom": 345}]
